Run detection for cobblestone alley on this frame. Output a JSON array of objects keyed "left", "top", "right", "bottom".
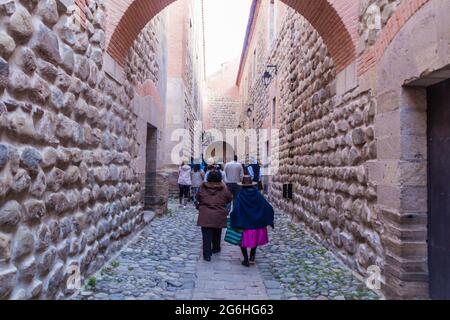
[{"left": 74, "top": 200, "right": 380, "bottom": 300}]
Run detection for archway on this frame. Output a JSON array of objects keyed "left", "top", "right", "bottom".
[
  {"left": 105, "top": 0, "right": 358, "bottom": 72},
  {"left": 204, "top": 141, "right": 235, "bottom": 164}
]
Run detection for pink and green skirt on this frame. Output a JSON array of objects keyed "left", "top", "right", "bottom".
[{"left": 241, "top": 227, "right": 269, "bottom": 248}]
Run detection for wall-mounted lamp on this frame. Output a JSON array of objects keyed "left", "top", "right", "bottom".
[
  {"left": 246, "top": 104, "right": 254, "bottom": 118},
  {"left": 262, "top": 65, "right": 278, "bottom": 88}
]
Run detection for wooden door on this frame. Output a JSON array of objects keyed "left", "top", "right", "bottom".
[{"left": 428, "top": 79, "right": 450, "bottom": 299}]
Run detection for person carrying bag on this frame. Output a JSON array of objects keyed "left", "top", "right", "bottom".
[{"left": 230, "top": 175, "right": 274, "bottom": 267}]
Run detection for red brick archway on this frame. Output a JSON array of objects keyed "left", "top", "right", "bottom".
[{"left": 106, "top": 0, "right": 358, "bottom": 72}]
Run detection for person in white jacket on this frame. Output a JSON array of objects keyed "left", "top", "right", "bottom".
[{"left": 178, "top": 161, "right": 192, "bottom": 208}]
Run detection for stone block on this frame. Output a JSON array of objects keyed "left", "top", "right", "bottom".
[
  {"left": 376, "top": 135, "right": 401, "bottom": 160},
  {"left": 16, "top": 48, "right": 36, "bottom": 75},
  {"left": 0, "top": 200, "right": 22, "bottom": 229},
  {"left": 23, "top": 199, "right": 46, "bottom": 222},
  {"left": 400, "top": 108, "right": 426, "bottom": 136},
  {"left": 0, "top": 266, "right": 17, "bottom": 299},
  {"left": 400, "top": 134, "right": 427, "bottom": 162},
  {"left": 46, "top": 192, "right": 69, "bottom": 214},
  {"left": 20, "top": 147, "right": 42, "bottom": 174},
  {"left": 377, "top": 185, "right": 401, "bottom": 210},
  {"left": 400, "top": 186, "right": 427, "bottom": 213},
  {"left": 0, "top": 231, "right": 11, "bottom": 262},
  {"left": 0, "top": 143, "right": 8, "bottom": 168},
  {"left": 374, "top": 110, "right": 400, "bottom": 137},
  {"left": 37, "top": 0, "right": 59, "bottom": 26},
  {"left": 0, "top": 30, "right": 15, "bottom": 58},
  {"left": 0, "top": 0, "right": 15, "bottom": 16},
  {"left": 0, "top": 57, "right": 9, "bottom": 90},
  {"left": 31, "top": 23, "right": 61, "bottom": 64},
  {"left": 43, "top": 262, "right": 64, "bottom": 298},
  {"left": 399, "top": 161, "right": 427, "bottom": 187},
  {"left": 12, "top": 225, "right": 35, "bottom": 261},
  {"left": 55, "top": 0, "right": 74, "bottom": 13},
  {"left": 8, "top": 7, "right": 33, "bottom": 42},
  {"left": 377, "top": 90, "right": 400, "bottom": 114},
  {"left": 18, "top": 256, "right": 36, "bottom": 282}
]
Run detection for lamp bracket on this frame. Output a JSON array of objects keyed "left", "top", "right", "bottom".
[{"left": 267, "top": 64, "right": 278, "bottom": 75}]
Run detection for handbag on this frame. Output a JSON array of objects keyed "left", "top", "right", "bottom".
[{"left": 224, "top": 217, "right": 243, "bottom": 246}]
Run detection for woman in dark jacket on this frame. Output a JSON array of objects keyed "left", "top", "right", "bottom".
[
  {"left": 231, "top": 176, "right": 274, "bottom": 267},
  {"left": 196, "top": 170, "right": 233, "bottom": 261}
]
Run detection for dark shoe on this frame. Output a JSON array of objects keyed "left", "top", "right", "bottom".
[
  {"left": 212, "top": 248, "right": 221, "bottom": 254},
  {"left": 241, "top": 260, "right": 250, "bottom": 267},
  {"left": 204, "top": 256, "right": 211, "bottom": 262},
  {"left": 249, "top": 255, "right": 256, "bottom": 264}
]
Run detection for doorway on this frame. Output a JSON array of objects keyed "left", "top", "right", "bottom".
[
  {"left": 427, "top": 79, "right": 450, "bottom": 299},
  {"left": 144, "top": 124, "right": 158, "bottom": 210}
]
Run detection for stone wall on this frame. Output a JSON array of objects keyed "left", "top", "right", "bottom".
[
  {"left": 125, "top": 12, "right": 168, "bottom": 216},
  {"left": 205, "top": 94, "right": 239, "bottom": 130},
  {"left": 358, "top": 0, "right": 402, "bottom": 50},
  {"left": 0, "top": 0, "right": 165, "bottom": 299},
  {"left": 125, "top": 14, "right": 166, "bottom": 94},
  {"left": 204, "top": 61, "right": 240, "bottom": 132},
  {"left": 240, "top": 8, "right": 384, "bottom": 280}
]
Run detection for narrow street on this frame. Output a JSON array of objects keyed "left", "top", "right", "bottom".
[{"left": 74, "top": 200, "right": 379, "bottom": 300}]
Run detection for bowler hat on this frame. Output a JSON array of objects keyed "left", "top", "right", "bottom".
[{"left": 238, "top": 175, "right": 258, "bottom": 187}]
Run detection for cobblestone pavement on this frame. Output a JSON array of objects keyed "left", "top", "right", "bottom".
[
  {"left": 74, "top": 200, "right": 202, "bottom": 300},
  {"left": 258, "top": 210, "right": 380, "bottom": 300},
  {"left": 193, "top": 241, "right": 268, "bottom": 300},
  {"left": 73, "top": 199, "right": 380, "bottom": 300}
]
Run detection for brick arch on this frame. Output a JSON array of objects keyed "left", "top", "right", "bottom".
[{"left": 106, "top": 0, "right": 358, "bottom": 72}]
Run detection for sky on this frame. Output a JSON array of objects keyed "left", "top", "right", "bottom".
[{"left": 203, "top": 0, "right": 253, "bottom": 76}]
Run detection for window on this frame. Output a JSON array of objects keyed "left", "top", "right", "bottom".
[
  {"left": 283, "top": 184, "right": 293, "bottom": 199},
  {"left": 252, "top": 49, "right": 257, "bottom": 84},
  {"left": 272, "top": 97, "right": 276, "bottom": 126},
  {"left": 264, "top": 140, "right": 270, "bottom": 166}
]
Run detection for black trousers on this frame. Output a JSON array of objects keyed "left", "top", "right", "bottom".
[
  {"left": 241, "top": 247, "right": 257, "bottom": 262},
  {"left": 226, "top": 183, "right": 241, "bottom": 197},
  {"left": 179, "top": 184, "right": 190, "bottom": 203},
  {"left": 226, "top": 183, "right": 241, "bottom": 210},
  {"left": 201, "top": 227, "right": 222, "bottom": 259}
]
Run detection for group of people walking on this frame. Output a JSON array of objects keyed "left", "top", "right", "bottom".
[{"left": 177, "top": 156, "right": 274, "bottom": 267}]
